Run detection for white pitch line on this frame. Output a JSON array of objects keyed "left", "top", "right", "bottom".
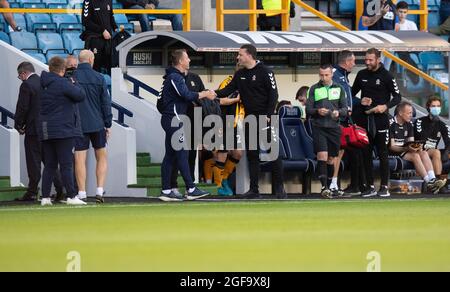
[{"left": 0, "top": 198, "right": 448, "bottom": 213}]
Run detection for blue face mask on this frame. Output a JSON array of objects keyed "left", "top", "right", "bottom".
[{"left": 430, "top": 107, "right": 441, "bottom": 116}]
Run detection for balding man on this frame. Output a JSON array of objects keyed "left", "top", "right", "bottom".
[{"left": 73, "top": 50, "right": 112, "bottom": 204}]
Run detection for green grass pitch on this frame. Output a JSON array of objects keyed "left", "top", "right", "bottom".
[{"left": 0, "top": 199, "right": 449, "bottom": 272}]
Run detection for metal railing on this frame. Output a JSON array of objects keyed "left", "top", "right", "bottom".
[
  {"left": 0, "top": 105, "right": 14, "bottom": 129},
  {"left": 356, "top": 0, "right": 429, "bottom": 31},
  {"left": 215, "top": 0, "right": 290, "bottom": 31},
  {"left": 112, "top": 101, "right": 133, "bottom": 127},
  {"left": 0, "top": 0, "right": 191, "bottom": 31},
  {"left": 292, "top": 0, "right": 447, "bottom": 91},
  {"left": 123, "top": 73, "right": 160, "bottom": 99}
]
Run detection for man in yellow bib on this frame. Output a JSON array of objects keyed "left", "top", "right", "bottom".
[{"left": 257, "top": 0, "right": 295, "bottom": 31}]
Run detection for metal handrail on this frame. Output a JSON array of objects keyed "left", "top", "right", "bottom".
[
  {"left": 0, "top": 0, "right": 191, "bottom": 31},
  {"left": 123, "top": 73, "right": 160, "bottom": 99},
  {"left": 112, "top": 101, "right": 133, "bottom": 127},
  {"left": 0, "top": 105, "right": 15, "bottom": 128},
  {"left": 293, "top": 0, "right": 447, "bottom": 91}
]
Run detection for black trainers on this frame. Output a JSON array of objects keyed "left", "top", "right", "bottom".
[
  {"left": 378, "top": 185, "right": 391, "bottom": 198},
  {"left": 95, "top": 195, "right": 105, "bottom": 204},
  {"left": 343, "top": 186, "right": 361, "bottom": 197},
  {"left": 428, "top": 178, "right": 447, "bottom": 194},
  {"left": 274, "top": 186, "right": 287, "bottom": 199},
  {"left": 159, "top": 191, "right": 184, "bottom": 202},
  {"left": 321, "top": 187, "right": 333, "bottom": 199},
  {"left": 243, "top": 189, "right": 261, "bottom": 199},
  {"left": 330, "top": 188, "right": 345, "bottom": 197},
  {"left": 14, "top": 26, "right": 22, "bottom": 32},
  {"left": 361, "top": 186, "right": 377, "bottom": 198},
  {"left": 185, "top": 188, "right": 210, "bottom": 201}
]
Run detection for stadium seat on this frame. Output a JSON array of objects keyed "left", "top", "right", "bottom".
[
  {"left": 36, "top": 32, "right": 66, "bottom": 54},
  {"left": 46, "top": 51, "right": 68, "bottom": 62},
  {"left": 278, "top": 106, "right": 314, "bottom": 172},
  {"left": 372, "top": 157, "right": 399, "bottom": 172},
  {"left": 419, "top": 52, "right": 446, "bottom": 72},
  {"left": 10, "top": 31, "right": 39, "bottom": 52},
  {"left": 51, "top": 14, "right": 81, "bottom": 32},
  {"left": 0, "top": 31, "right": 10, "bottom": 44},
  {"left": 25, "top": 13, "right": 57, "bottom": 32},
  {"left": 14, "top": 14, "right": 27, "bottom": 32},
  {"left": 22, "top": 3, "right": 46, "bottom": 8},
  {"left": 27, "top": 51, "right": 47, "bottom": 63},
  {"left": 337, "top": 0, "right": 355, "bottom": 14},
  {"left": 18, "top": 0, "right": 42, "bottom": 6},
  {"left": 47, "top": 3, "right": 68, "bottom": 8},
  {"left": 62, "top": 31, "right": 84, "bottom": 54},
  {"left": 42, "top": 0, "right": 68, "bottom": 5}
]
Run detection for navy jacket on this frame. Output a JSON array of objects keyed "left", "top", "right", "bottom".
[
  {"left": 73, "top": 63, "right": 112, "bottom": 133},
  {"left": 39, "top": 71, "right": 85, "bottom": 141},
  {"left": 14, "top": 74, "right": 42, "bottom": 136},
  {"left": 159, "top": 67, "right": 199, "bottom": 118},
  {"left": 332, "top": 65, "right": 354, "bottom": 110}
]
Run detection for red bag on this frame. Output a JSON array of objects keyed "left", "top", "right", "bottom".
[{"left": 340, "top": 123, "right": 369, "bottom": 149}]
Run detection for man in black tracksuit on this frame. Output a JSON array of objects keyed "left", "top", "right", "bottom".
[
  {"left": 415, "top": 96, "right": 450, "bottom": 191},
  {"left": 215, "top": 44, "right": 284, "bottom": 198},
  {"left": 81, "top": 0, "right": 117, "bottom": 74},
  {"left": 352, "top": 48, "right": 402, "bottom": 197}
]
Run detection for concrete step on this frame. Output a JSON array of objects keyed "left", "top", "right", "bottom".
[
  {"left": 137, "top": 155, "right": 152, "bottom": 167},
  {"left": 0, "top": 177, "right": 10, "bottom": 189},
  {"left": 0, "top": 187, "right": 27, "bottom": 202},
  {"left": 137, "top": 165, "right": 162, "bottom": 177}
]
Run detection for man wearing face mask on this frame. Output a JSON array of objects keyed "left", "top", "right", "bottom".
[
  {"left": 414, "top": 96, "right": 450, "bottom": 192},
  {"left": 65, "top": 55, "right": 78, "bottom": 78}
]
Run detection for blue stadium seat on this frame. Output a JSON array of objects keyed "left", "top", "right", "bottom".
[
  {"left": 42, "top": 0, "right": 68, "bottom": 5},
  {"left": 18, "top": 0, "right": 42, "bottom": 6},
  {"left": 46, "top": 51, "right": 68, "bottom": 62},
  {"left": 337, "top": 0, "right": 356, "bottom": 14},
  {"left": 27, "top": 51, "right": 47, "bottom": 63},
  {"left": 14, "top": 14, "right": 27, "bottom": 32},
  {"left": 62, "top": 31, "right": 84, "bottom": 54},
  {"left": 36, "top": 32, "right": 66, "bottom": 54},
  {"left": 278, "top": 106, "right": 314, "bottom": 172},
  {"left": 25, "top": 13, "right": 56, "bottom": 32},
  {"left": 69, "top": 0, "right": 82, "bottom": 8},
  {"left": 10, "top": 31, "right": 39, "bottom": 52},
  {"left": 114, "top": 14, "right": 129, "bottom": 25},
  {"left": 0, "top": 31, "right": 10, "bottom": 44},
  {"left": 0, "top": 18, "right": 8, "bottom": 32},
  {"left": 372, "top": 156, "right": 399, "bottom": 172},
  {"left": 47, "top": 3, "right": 67, "bottom": 8},
  {"left": 22, "top": 3, "right": 46, "bottom": 8},
  {"left": 419, "top": 52, "right": 446, "bottom": 72},
  {"left": 51, "top": 14, "right": 80, "bottom": 31}
]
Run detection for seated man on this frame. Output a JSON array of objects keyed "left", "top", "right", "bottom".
[
  {"left": 389, "top": 102, "right": 446, "bottom": 194},
  {"left": 414, "top": 96, "right": 450, "bottom": 192},
  {"left": 0, "top": 0, "right": 22, "bottom": 31},
  {"left": 118, "top": 0, "right": 183, "bottom": 32}
]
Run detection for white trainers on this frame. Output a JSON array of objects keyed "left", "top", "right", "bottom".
[
  {"left": 75, "top": 193, "right": 87, "bottom": 201},
  {"left": 41, "top": 198, "right": 53, "bottom": 206},
  {"left": 66, "top": 197, "right": 87, "bottom": 206}
]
